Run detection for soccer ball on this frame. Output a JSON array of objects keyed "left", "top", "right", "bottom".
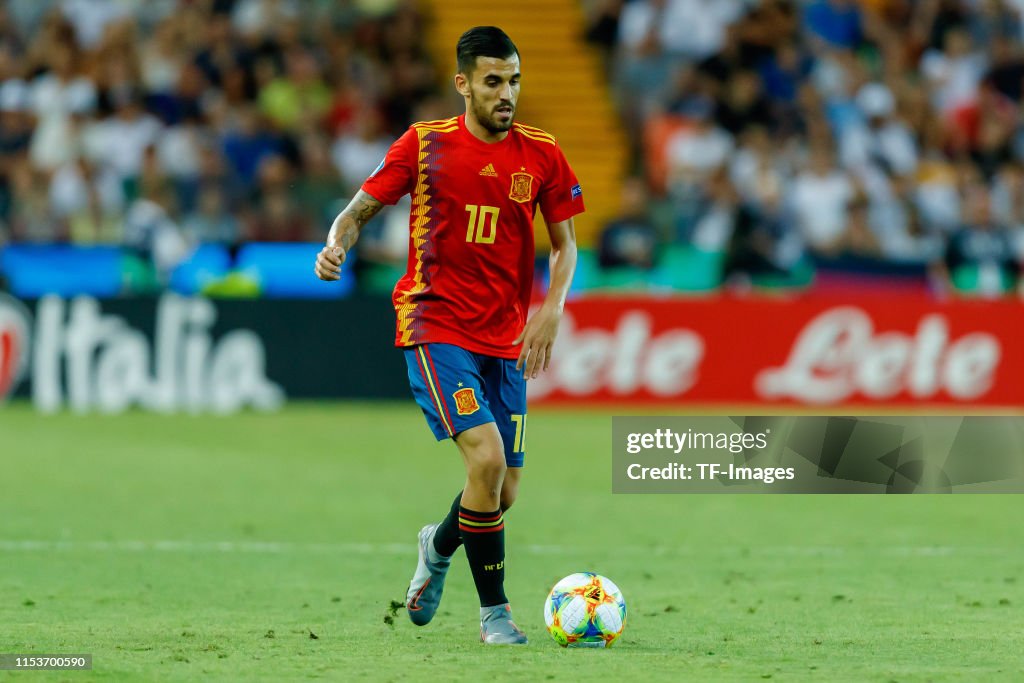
[{"left": 543, "top": 572, "right": 627, "bottom": 648}]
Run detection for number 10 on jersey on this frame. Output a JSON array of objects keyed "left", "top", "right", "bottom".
[{"left": 465, "top": 204, "right": 499, "bottom": 244}]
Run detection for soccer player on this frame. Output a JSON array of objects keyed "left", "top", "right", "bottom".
[{"left": 314, "top": 26, "right": 583, "bottom": 645}]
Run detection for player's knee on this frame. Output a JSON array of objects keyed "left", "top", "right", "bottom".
[
  {"left": 467, "top": 450, "right": 506, "bottom": 491},
  {"left": 500, "top": 485, "right": 518, "bottom": 511}
]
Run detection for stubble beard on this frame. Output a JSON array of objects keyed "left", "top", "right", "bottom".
[{"left": 471, "top": 95, "right": 515, "bottom": 134}]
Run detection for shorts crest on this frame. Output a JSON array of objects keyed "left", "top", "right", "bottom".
[{"left": 453, "top": 387, "right": 480, "bottom": 415}]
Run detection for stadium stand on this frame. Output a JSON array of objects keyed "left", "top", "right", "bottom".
[{"left": 0, "top": 0, "right": 1020, "bottom": 299}]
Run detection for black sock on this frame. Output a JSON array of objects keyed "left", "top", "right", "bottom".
[
  {"left": 459, "top": 505, "right": 507, "bottom": 607},
  {"left": 432, "top": 491, "right": 463, "bottom": 557}
]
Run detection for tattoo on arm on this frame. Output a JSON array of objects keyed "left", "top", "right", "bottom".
[
  {"left": 328, "top": 191, "right": 384, "bottom": 250},
  {"left": 348, "top": 192, "right": 383, "bottom": 226}
]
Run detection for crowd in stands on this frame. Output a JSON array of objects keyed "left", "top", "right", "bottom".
[
  {"left": 0, "top": 0, "right": 1021, "bottom": 298},
  {"left": 0, "top": 0, "right": 441, "bottom": 286},
  {"left": 586, "top": 0, "right": 1024, "bottom": 296}
]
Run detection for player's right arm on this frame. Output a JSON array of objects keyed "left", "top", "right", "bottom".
[
  {"left": 314, "top": 126, "right": 418, "bottom": 282},
  {"left": 314, "top": 191, "right": 384, "bottom": 281}
]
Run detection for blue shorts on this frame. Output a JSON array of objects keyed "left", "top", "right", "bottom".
[{"left": 404, "top": 343, "right": 528, "bottom": 468}]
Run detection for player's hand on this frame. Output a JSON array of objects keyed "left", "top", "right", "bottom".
[
  {"left": 314, "top": 246, "right": 345, "bottom": 281},
  {"left": 514, "top": 304, "right": 561, "bottom": 380}
]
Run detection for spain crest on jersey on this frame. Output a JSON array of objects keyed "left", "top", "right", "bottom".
[
  {"left": 453, "top": 387, "right": 480, "bottom": 415},
  {"left": 509, "top": 171, "right": 534, "bottom": 203}
]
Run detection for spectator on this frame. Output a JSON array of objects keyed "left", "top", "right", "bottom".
[
  {"left": 921, "top": 27, "right": 987, "bottom": 113},
  {"left": 666, "top": 100, "right": 734, "bottom": 192},
  {"left": 936, "top": 186, "right": 1021, "bottom": 297},
  {"left": 156, "top": 110, "right": 204, "bottom": 196},
  {"left": 221, "top": 105, "right": 282, "bottom": 185},
  {"left": 664, "top": 65, "right": 716, "bottom": 119},
  {"left": 729, "top": 125, "right": 790, "bottom": 204},
  {"left": 243, "top": 153, "right": 312, "bottom": 242},
  {"left": 60, "top": 0, "right": 133, "bottom": 49},
  {"left": 991, "top": 161, "right": 1024, "bottom": 230},
  {"left": 722, "top": 173, "right": 803, "bottom": 284},
  {"left": 660, "top": 0, "right": 746, "bottom": 61},
  {"left": 840, "top": 82, "right": 918, "bottom": 178},
  {"left": 695, "top": 26, "right": 746, "bottom": 101},
  {"left": 617, "top": 0, "right": 667, "bottom": 56},
  {"left": 232, "top": 0, "right": 299, "bottom": 40},
  {"left": 966, "top": 0, "right": 1020, "bottom": 48},
  {"left": 863, "top": 171, "right": 942, "bottom": 263},
  {"left": 140, "top": 16, "right": 186, "bottom": 97},
  {"left": 83, "top": 88, "right": 163, "bottom": 181},
  {"left": 584, "top": 0, "right": 624, "bottom": 72},
  {"left": 758, "top": 43, "right": 812, "bottom": 105},
  {"left": 803, "top": 0, "right": 863, "bottom": 50},
  {"left": 258, "top": 48, "right": 332, "bottom": 133},
  {"left": 28, "top": 41, "right": 96, "bottom": 172},
  {"left": 984, "top": 34, "right": 1024, "bottom": 101},
  {"left": 49, "top": 155, "right": 124, "bottom": 243},
  {"left": 123, "top": 179, "right": 190, "bottom": 281},
  {"left": 714, "top": 70, "right": 775, "bottom": 136},
  {"left": 790, "top": 145, "right": 854, "bottom": 255},
  {"left": 972, "top": 107, "right": 1015, "bottom": 180},
  {"left": 836, "top": 195, "right": 882, "bottom": 259},
  {"left": 244, "top": 190, "right": 312, "bottom": 242},
  {"left": 182, "top": 185, "right": 239, "bottom": 245},
  {"left": 192, "top": 144, "right": 241, "bottom": 212},
  {"left": 8, "top": 161, "right": 61, "bottom": 242},
  {"left": 193, "top": 11, "right": 251, "bottom": 91},
  {"left": 736, "top": 0, "right": 800, "bottom": 64},
  {"left": 914, "top": 148, "right": 962, "bottom": 233},
  {"left": 0, "top": 77, "right": 32, "bottom": 221},
  {"left": 598, "top": 177, "right": 659, "bottom": 270},
  {"left": 615, "top": 0, "right": 676, "bottom": 117},
  {"left": 331, "top": 107, "right": 393, "bottom": 195}
]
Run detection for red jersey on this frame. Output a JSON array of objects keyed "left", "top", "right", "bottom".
[{"left": 361, "top": 114, "right": 585, "bottom": 359}]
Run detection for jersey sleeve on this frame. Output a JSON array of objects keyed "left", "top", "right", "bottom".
[
  {"left": 360, "top": 127, "right": 418, "bottom": 205},
  {"left": 537, "top": 143, "right": 585, "bottom": 223}
]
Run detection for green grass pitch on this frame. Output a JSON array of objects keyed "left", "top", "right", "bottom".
[{"left": 0, "top": 402, "right": 1021, "bottom": 681}]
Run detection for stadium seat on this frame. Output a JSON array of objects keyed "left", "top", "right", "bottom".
[
  {"left": 168, "top": 244, "right": 232, "bottom": 296},
  {"left": 0, "top": 244, "right": 123, "bottom": 298},
  {"left": 236, "top": 242, "right": 354, "bottom": 298},
  {"left": 751, "top": 258, "right": 816, "bottom": 291},
  {"left": 651, "top": 245, "right": 724, "bottom": 292},
  {"left": 950, "top": 265, "right": 1015, "bottom": 296},
  {"left": 596, "top": 266, "right": 652, "bottom": 291}
]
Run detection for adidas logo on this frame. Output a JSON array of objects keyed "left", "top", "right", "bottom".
[{"left": 479, "top": 163, "right": 498, "bottom": 177}]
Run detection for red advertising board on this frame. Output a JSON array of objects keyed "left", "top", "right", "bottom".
[{"left": 528, "top": 295, "right": 1024, "bottom": 408}]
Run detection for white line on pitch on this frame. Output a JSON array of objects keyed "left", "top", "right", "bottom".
[{"left": 0, "top": 540, "right": 1011, "bottom": 557}]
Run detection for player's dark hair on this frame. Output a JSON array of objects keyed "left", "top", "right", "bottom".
[{"left": 456, "top": 26, "right": 518, "bottom": 75}]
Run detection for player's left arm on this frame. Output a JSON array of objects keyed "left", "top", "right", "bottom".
[{"left": 515, "top": 217, "right": 578, "bottom": 379}]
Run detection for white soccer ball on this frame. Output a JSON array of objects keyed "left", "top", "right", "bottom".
[{"left": 543, "top": 572, "right": 627, "bottom": 647}]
